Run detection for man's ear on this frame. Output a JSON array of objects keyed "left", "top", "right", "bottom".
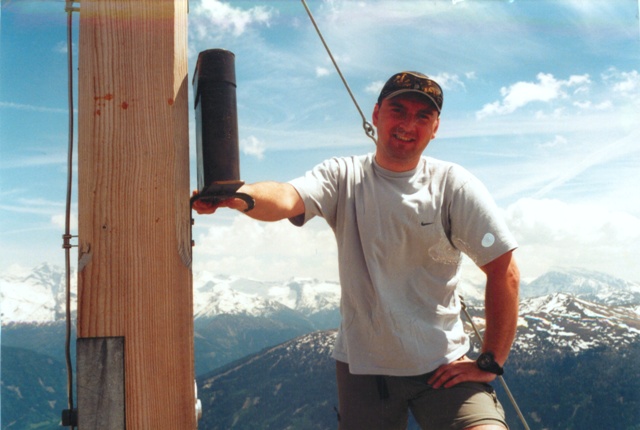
[
  {"left": 372, "top": 103, "right": 380, "bottom": 127},
  {"left": 431, "top": 116, "right": 440, "bottom": 139}
]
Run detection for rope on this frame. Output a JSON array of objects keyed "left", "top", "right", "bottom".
[
  {"left": 300, "top": 0, "right": 377, "bottom": 145},
  {"left": 460, "top": 296, "right": 531, "bottom": 430}
]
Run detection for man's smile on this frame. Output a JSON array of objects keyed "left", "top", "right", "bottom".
[{"left": 392, "top": 132, "right": 415, "bottom": 143}]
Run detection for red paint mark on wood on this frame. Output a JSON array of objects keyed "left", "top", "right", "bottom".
[
  {"left": 95, "top": 94, "right": 115, "bottom": 102},
  {"left": 121, "top": 102, "right": 129, "bottom": 109},
  {"left": 96, "top": 109, "right": 101, "bottom": 116},
  {"left": 168, "top": 98, "right": 174, "bottom": 106}
]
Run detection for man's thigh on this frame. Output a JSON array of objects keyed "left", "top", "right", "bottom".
[
  {"left": 335, "top": 361, "right": 409, "bottom": 430},
  {"left": 335, "top": 361, "right": 508, "bottom": 430},
  {"left": 408, "top": 380, "right": 508, "bottom": 430}
]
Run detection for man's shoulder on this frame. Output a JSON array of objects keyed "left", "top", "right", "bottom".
[
  {"left": 336, "top": 153, "right": 373, "bottom": 165},
  {"left": 423, "top": 156, "right": 461, "bottom": 170},
  {"left": 320, "top": 153, "right": 373, "bottom": 172},
  {"left": 423, "top": 157, "right": 473, "bottom": 180},
  {"left": 299, "top": 154, "right": 372, "bottom": 183}
]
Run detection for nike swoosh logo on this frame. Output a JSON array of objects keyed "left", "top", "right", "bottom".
[{"left": 421, "top": 222, "right": 434, "bottom": 226}]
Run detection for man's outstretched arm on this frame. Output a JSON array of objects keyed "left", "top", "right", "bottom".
[{"left": 192, "top": 181, "right": 305, "bottom": 222}]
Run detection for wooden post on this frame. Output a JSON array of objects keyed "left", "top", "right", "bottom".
[{"left": 76, "top": 0, "right": 195, "bottom": 428}]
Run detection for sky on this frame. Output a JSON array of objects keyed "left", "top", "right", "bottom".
[{"left": 1, "top": 0, "right": 639, "bottom": 286}]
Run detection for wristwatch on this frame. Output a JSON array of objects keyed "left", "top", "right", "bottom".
[{"left": 476, "top": 352, "right": 504, "bottom": 375}]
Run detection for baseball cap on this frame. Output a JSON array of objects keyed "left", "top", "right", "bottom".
[{"left": 377, "top": 71, "right": 443, "bottom": 113}]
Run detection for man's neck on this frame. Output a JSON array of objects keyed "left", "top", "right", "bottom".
[{"left": 374, "top": 154, "right": 421, "bottom": 172}]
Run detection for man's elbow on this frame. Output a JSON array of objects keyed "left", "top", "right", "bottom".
[{"left": 482, "top": 251, "right": 520, "bottom": 297}]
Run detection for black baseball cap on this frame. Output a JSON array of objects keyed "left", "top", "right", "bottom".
[{"left": 378, "top": 71, "right": 443, "bottom": 113}]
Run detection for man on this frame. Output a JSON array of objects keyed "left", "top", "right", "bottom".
[{"left": 193, "top": 71, "right": 520, "bottom": 430}]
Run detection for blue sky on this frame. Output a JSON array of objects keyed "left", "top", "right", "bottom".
[{"left": 1, "top": 0, "right": 639, "bottom": 284}]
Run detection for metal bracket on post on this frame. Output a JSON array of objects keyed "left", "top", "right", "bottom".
[
  {"left": 77, "top": 337, "right": 126, "bottom": 429},
  {"left": 65, "top": 1, "right": 80, "bottom": 13}
]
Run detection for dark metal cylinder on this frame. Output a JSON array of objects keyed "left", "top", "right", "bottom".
[{"left": 193, "top": 49, "right": 242, "bottom": 195}]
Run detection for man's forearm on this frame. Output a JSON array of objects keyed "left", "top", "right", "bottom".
[
  {"left": 480, "top": 251, "right": 520, "bottom": 366},
  {"left": 234, "top": 182, "right": 305, "bottom": 222}
]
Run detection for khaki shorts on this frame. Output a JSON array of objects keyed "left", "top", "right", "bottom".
[{"left": 336, "top": 361, "right": 508, "bottom": 430}]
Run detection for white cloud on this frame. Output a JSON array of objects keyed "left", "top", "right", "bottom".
[
  {"left": 530, "top": 129, "right": 640, "bottom": 200},
  {"left": 475, "top": 68, "right": 638, "bottom": 122},
  {"left": 465, "top": 71, "right": 477, "bottom": 81},
  {"left": 505, "top": 198, "right": 640, "bottom": 282},
  {"left": 0, "top": 101, "right": 67, "bottom": 114},
  {"left": 241, "top": 135, "right": 266, "bottom": 159},
  {"left": 603, "top": 68, "right": 640, "bottom": 99},
  {"left": 0, "top": 198, "right": 65, "bottom": 217},
  {"left": 190, "top": 0, "right": 273, "bottom": 40},
  {"left": 365, "top": 80, "right": 385, "bottom": 96},
  {"left": 537, "top": 135, "right": 568, "bottom": 149},
  {"left": 572, "top": 100, "right": 613, "bottom": 110},
  {"left": 192, "top": 196, "right": 640, "bottom": 285},
  {"left": 54, "top": 41, "right": 67, "bottom": 54},
  {"left": 562, "top": 1, "right": 627, "bottom": 19},
  {"left": 51, "top": 213, "right": 77, "bottom": 231},
  {"left": 193, "top": 216, "right": 338, "bottom": 282},
  {"left": 315, "top": 67, "right": 331, "bottom": 77},
  {"left": 431, "top": 72, "right": 466, "bottom": 91},
  {"left": 0, "top": 150, "right": 68, "bottom": 169},
  {"left": 476, "top": 73, "right": 591, "bottom": 118}
]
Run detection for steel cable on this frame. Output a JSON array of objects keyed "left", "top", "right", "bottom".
[{"left": 63, "top": 2, "right": 79, "bottom": 428}]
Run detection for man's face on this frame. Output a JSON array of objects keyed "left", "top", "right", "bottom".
[{"left": 372, "top": 93, "right": 440, "bottom": 172}]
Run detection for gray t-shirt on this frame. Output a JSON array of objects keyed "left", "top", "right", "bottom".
[{"left": 289, "top": 153, "right": 517, "bottom": 376}]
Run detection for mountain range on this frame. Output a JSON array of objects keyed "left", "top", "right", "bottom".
[
  {"left": 4, "top": 263, "right": 640, "bottom": 325},
  {"left": 194, "top": 281, "right": 640, "bottom": 430},
  {"left": 2, "top": 263, "right": 640, "bottom": 429},
  {"left": 1, "top": 263, "right": 343, "bottom": 325}
]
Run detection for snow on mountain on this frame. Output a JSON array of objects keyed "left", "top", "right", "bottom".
[
  {"left": 4, "top": 263, "right": 640, "bottom": 328},
  {"left": 0, "top": 265, "right": 341, "bottom": 324},
  {"left": 192, "top": 273, "right": 341, "bottom": 320},
  {"left": 462, "top": 291, "right": 640, "bottom": 357},
  {"left": 1, "top": 263, "right": 76, "bottom": 323},
  {"left": 522, "top": 267, "right": 640, "bottom": 308},
  {"left": 513, "top": 292, "right": 640, "bottom": 354},
  {"left": 193, "top": 279, "right": 290, "bottom": 319},
  {"left": 267, "top": 278, "right": 341, "bottom": 315}
]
